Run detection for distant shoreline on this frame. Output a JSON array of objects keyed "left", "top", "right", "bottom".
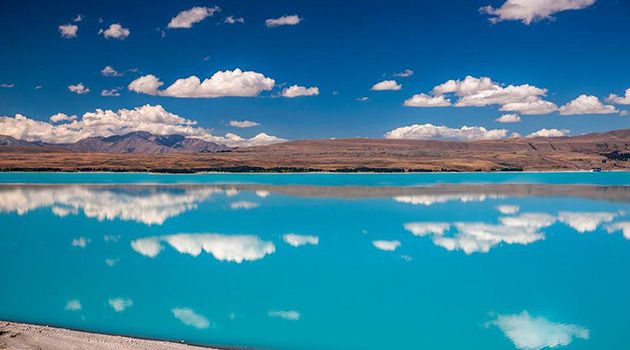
[{"left": 0, "top": 321, "right": 228, "bottom": 350}]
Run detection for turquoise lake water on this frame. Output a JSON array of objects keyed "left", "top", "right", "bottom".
[{"left": 1, "top": 172, "right": 629, "bottom": 350}]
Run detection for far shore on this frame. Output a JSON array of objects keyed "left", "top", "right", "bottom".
[{"left": 0, "top": 321, "right": 224, "bottom": 350}]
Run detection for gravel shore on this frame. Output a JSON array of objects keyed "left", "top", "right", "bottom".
[{"left": 0, "top": 321, "right": 218, "bottom": 350}]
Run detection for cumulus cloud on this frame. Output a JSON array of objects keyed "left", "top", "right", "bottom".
[
  {"left": 499, "top": 213, "right": 557, "bottom": 229},
  {"left": 496, "top": 205, "right": 520, "bottom": 214},
  {"left": 101, "top": 66, "right": 122, "bottom": 77},
  {"left": 1, "top": 83, "right": 14, "bottom": 88},
  {"left": 172, "top": 308, "right": 211, "bottom": 329},
  {"left": 607, "top": 88, "right": 630, "bottom": 105},
  {"left": 496, "top": 114, "right": 521, "bottom": 123},
  {"left": 372, "top": 240, "right": 401, "bottom": 251},
  {"left": 58, "top": 24, "right": 78, "bottom": 38},
  {"left": 49, "top": 113, "right": 77, "bottom": 123},
  {"left": 224, "top": 16, "right": 244, "bottom": 24},
  {"left": 283, "top": 233, "right": 319, "bottom": 247},
  {"left": 268, "top": 310, "right": 300, "bottom": 320},
  {"left": 394, "top": 69, "right": 414, "bottom": 77},
  {"left": 65, "top": 299, "right": 82, "bottom": 311},
  {"left": 559, "top": 95, "right": 619, "bottom": 115},
  {"left": 384, "top": 123, "right": 508, "bottom": 141},
  {"left": 558, "top": 212, "right": 617, "bottom": 233},
  {"left": 128, "top": 69, "right": 275, "bottom": 98},
  {"left": 480, "top": 0, "right": 595, "bottom": 25},
  {"left": 230, "top": 201, "right": 260, "bottom": 210},
  {"left": 68, "top": 83, "right": 89, "bottom": 94},
  {"left": 371, "top": 80, "right": 402, "bottom": 91},
  {"left": 526, "top": 128, "right": 570, "bottom": 138},
  {"left": 357, "top": 97, "right": 369, "bottom": 101},
  {"left": 132, "top": 233, "right": 276, "bottom": 263},
  {"left": 168, "top": 6, "right": 220, "bottom": 29},
  {"left": 406, "top": 76, "right": 557, "bottom": 114},
  {"left": 108, "top": 298, "right": 132, "bottom": 312},
  {"left": 265, "top": 15, "right": 301, "bottom": 27},
  {"left": 101, "top": 88, "right": 121, "bottom": 97},
  {"left": 229, "top": 120, "right": 260, "bottom": 128},
  {"left": 99, "top": 23, "right": 130, "bottom": 40},
  {"left": 282, "top": 85, "right": 320, "bottom": 98},
  {"left": 605, "top": 222, "right": 630, "bottom": 239},
  {"left": 488, "top": 311, "right": 589, "bottom": 349},
  {"left": 404, "top": 94, "right": 451, "bottom": 107},
  {"left": 73, "top": 14, "right": 83, "bottom": 23},
  {"left": 0, "top": 105, "right": 286, "bottom": 147}
]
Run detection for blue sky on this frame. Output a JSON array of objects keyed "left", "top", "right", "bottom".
[{"left": 0, "top": 0, "right": 629, "bottom": 145}]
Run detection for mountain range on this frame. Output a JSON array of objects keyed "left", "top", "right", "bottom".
[{"left": 0, "top": 131, "right": 230, "bottom": 154}]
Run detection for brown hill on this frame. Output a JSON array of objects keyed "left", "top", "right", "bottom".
[{"left": 0, "top": 129, "right": 629, "bottom": 172}]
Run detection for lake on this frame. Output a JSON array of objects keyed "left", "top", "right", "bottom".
[{"left": 1, "top": 172, "right": 629, "bottom": 350}]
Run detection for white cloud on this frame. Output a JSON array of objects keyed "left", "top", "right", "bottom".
[
  {"left": 605, "top": 222, "right": 630, "bottom": 239},
  {"left": 73, "top": 14, "right": 83, "bottom": 23},
  {"left": 403, "top": 94, "right": 451, "bottom": 107},
  {"left": 268, "top": 310, "right": 300, "bottom": 320},
  {"left": 224, "top": 16, "right": 244, "bottom": 24},
  {"left": 68, "top": 83, "right": 89, "bottom": 94},
  {"left": 99, "top": 23, "right": 130, "bottom": 40},
  {"left": 488, "top": 311, "right": 589, "bottom": 349},
  {"left": 105, "top": 258, "right": 119, "bottom": 267},
  {"left": 496, "top": 113, "right": 521, "bottom": 123},
  {"left": 49, "top": 113, "right": 77, "bottom": 123},
  {"left": 406, "top": 76, "right": 557, "bottom": 114},
  {"left": 71, "top": 237, "right": 90, "bottom": 248},
  {"left": 229, "top": 120, "right": 260, "bottom": 128},
  {"left": 607, "top": 88, "right": 630, "bottom": 105},
  {"left": 558, "top": 212, "right": 617, "bottom": 232},
  {"left": 282, "top": 85, "right": 320, "bottom": 98},
  {"left": 403, "top": 222, "right": 451, "bottom": 236},
  {"left": 108, "top": 298, "right": 132, "bottom": 312},
  {"left": 101, "top": 66, "right": 122, "bottom": 77},
  {"left": 34, "top": 85, "right": 42, "bottom": 89},
  {"left": 372, "top": 240, "right": 401, "bottom": 251},
  {"left": 101, "top": 88, "right": 121, "bottom": 97},
  {"left": 129, "top": 69, "right": 275, "bottom": 98},
  {"left": 526, "top": 128, "right": 570, "bottom": 138},
  {"left": 172, "top": 308, "right": 211, "bottom": 329},
  {"left": 58, "top": 24, "right": 78, "bottom": 38},
  {"left": 496, "top": 205, "right": 520, "bottom": 214},
  {"left": 480, "top": 0, "right": 595, "bottom": 25},
  {"left": 371, "top": 80, "right": 402, "bottom": 91},
  {"left": 168, "top": 6, "right": 220, "bottom": 29},
  {"left": 265, "top": 15, "right": 301, "bottom": 27},
  {"left": 499, "top": 100, "right": 559, "bottom": 115},
  {"left": 559, "top": 95, "right": 618, "bottom": 115},
  {"left": 357, "top": 97, "right": 369, "bottom": 101},
  {"left": 65, "top": 299, "right": 82, "bottom": 311},
  {"left": 283, "top": 233, "right": 319, "bottom": 247},
  {"left": 394, "top": 69, "right": 414, "bottom": 77},
  {"left": 230, "top": 201, "right": 260, "bottom": 209},
  {"left": 0, "top": 105, "right": 286, "bottom": 147},
  {"left": 132, "top": 233, "right": 276, "bottom": 263},
  {"left": 1, "top": 83, "right": 14, "bottom": 88},
  {"left": 384, "top": 123, "right": 508, "bottom": 141}
]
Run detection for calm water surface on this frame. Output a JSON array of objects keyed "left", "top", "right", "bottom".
[{"left": 0, "top": 173, "right": 629, "bottom": 350}]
